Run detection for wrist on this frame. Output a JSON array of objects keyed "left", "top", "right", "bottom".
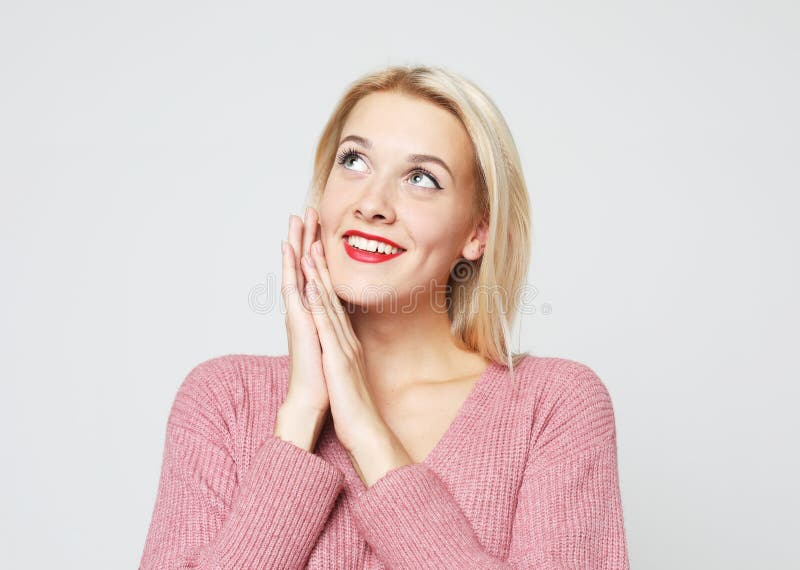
[
  {"left": 348, "top": 425, "right": 413, "bottom": 487},
  {"left": 273, "top": 400, "right": 328, "bottom": 453}
]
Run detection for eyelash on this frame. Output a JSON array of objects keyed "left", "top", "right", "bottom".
[{"left": 335, "top": 146, "right": 444, "bottom": 190}]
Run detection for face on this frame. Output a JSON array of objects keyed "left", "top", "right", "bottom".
[{"left": 318, "top": 90, "right": 487, "bottom": 311}]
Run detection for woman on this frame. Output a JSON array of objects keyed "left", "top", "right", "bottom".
[{"left": 139, "top": 65, "right": 630, "bottom": 569}]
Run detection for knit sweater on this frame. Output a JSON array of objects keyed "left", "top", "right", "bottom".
[{"left": 139, "top": 353, "right": 630, "bottom": 569}]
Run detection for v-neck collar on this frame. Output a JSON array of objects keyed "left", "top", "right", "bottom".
[
  {"left": 421, "top": 358, "right": 503, "bottom": 468},
  {"left": 317, "top": 359, "right": 505, "bottom": 494}
]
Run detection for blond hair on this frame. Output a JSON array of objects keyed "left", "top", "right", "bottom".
[{"left": 305, "top": 64, "right": 531, "bottom": 380}]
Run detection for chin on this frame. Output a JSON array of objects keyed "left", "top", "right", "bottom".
[
  {"left": 328, "top": 277, "right": 408, "bottom": 314},
  {"left": 336, "top": 283, "right": 399, "bottom": 308}
]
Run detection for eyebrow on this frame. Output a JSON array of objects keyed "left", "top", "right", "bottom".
[{"left": 338, "top": 134, "right": 454, "bottom": 181}]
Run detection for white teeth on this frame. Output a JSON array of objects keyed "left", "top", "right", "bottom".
[{"left": 347, "top": 235, "right": 401, "bottom": 254}]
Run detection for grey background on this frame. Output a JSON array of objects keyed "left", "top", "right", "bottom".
[{"left": 1, "top": 1, "right": 797, "bottom": 568}]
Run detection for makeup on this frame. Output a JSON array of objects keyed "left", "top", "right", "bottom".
[{"left": 342, "top": 230, "right": 406, "bottom": 264}]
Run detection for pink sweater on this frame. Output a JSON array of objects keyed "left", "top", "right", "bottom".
[{"left": 139, "top": 354, "right": 630, "bottom": 569}]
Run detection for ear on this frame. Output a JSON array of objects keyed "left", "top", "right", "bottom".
[{"left": 461, "top": 216, "right": 489, "bottom": 261}]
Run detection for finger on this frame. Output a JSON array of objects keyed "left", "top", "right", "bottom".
[
  {"left": 281, "top": 239, "right": 305, "bottom": 315},
  {"left": 302, "top": 207, "right": 317, "bottom": 262},
  {"left": 310, "top": 239, "right": 359, "bottom": 353},
  {"left": 288, "top": 214, "right": 306, "bottom": 294},
  {"left": 310, "top": 240, "right": 336, "bottom": 302},
  {"left": 305, "top": 276, "right": 347, "bottom": 358},
  {"left": 302, "top": 254, "right": 348, "bottom": 350},
  {"left": 309, "top": 206, "right": 322, "bottom": 243}
]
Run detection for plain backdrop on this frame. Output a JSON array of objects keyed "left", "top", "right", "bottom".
[{"left": 1, "top": 1, "right": 797, "bottom": 568}]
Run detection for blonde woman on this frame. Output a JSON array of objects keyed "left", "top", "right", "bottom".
[{"left": 140, "top": 65, "right": 630, "bottom": 569}]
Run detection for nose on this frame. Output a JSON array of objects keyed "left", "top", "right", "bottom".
[{"left": 353, "top": 177, "right": 397, "bottom": 223}]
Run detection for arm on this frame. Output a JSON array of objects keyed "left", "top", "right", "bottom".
[
  {"left": 138, "top": 357, "right": 344, "bottom": 570},
  {"left": 504, "top": 439, "right": 629, "bottom": 568},
  {"left": 348, "top": 365, "right": 630, "bottom": 569}
]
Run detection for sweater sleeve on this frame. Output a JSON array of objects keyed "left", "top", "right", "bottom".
[
  {"left": 138, "top": 357, "right": 345, "bottom": 570},
  {"left": 504, "top": 440, "right": 629, "bottom": 568},
  {"left": 347, "top": 363, "right": 629, "bottom": 569}
]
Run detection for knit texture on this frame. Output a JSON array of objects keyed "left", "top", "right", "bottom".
[{"left": 139, "top": 354, "right": 630, "bottom": 569}]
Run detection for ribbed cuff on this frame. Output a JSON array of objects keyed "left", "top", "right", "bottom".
[
  {"left": 204, "top": 436, "right": 345, "bottom": 569},
  {"left": 350, "top": 463, "right": 487, "bottom": 568}
]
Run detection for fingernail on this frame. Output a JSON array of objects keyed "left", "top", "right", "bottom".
[
  {"left": 313, "top": 241, "right": 322, "bottom": 254},
  {"left": 303, "top": 254, "right": 315, "bottom": 268},
  {"left": 281, "top": 240, "right": 286, "bottom": 255}
]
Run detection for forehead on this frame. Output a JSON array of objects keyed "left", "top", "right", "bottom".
[{"left": 341, "top": 91, "right": 474, "bottom": 176}]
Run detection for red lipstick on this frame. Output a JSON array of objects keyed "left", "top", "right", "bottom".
[
  {"left": 342, "top": 230, "right": 406, "bottom": 263},
  {"left": 343, "top": 230, "right": 404, "bottom": 250}
]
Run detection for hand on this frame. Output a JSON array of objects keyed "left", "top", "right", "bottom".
[
  {"left": 299, "top": 223, "right": 413, "bottom": 485},
  {"left": 280, "top": 207, "right": 329, "bottom": 415}
]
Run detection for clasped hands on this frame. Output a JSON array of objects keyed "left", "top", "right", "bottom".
[{"left": 281, "top": 206, "right": 412, "bottom": 488}]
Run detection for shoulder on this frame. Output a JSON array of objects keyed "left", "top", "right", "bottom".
[
  {"left": 512, "top": 355, "right": 618, "bottom": 461},
  {"left": 174, "top": 353, "right": 291, "bottom": 413},
  {"left": 511, "top": 354, "right": 612, "bottom": 404}
]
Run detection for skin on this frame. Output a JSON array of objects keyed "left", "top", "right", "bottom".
[
  {"left": 282, "top": 90, "right": 490, "bottom": 487},
  {"left": 319, "top": 91, "right": 490, "bottom": 388}
]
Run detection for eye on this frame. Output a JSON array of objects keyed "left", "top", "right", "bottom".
[
  {"left": 335, "top": 146, "right": 444, "bottom": 191},
  {"left": 336, "top": 147, "right": 367, "bottom": 173},
  {"left": 408, "top": 168, "right": 443, "bottom": 190}
]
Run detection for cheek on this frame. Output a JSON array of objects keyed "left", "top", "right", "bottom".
[
  {"left": 317, "top": 187, "right": 347, "bottom": 240},
  {"left": 319, "top": 177, "right": 349, "bottom": 209},
  {"left": 401, "top": 201, "right": 463, "bottom": 245},
  {"left": 318, "top": 182, "right": 338, "bottom": 219}
]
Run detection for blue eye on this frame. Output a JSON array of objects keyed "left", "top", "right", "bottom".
[
  {"left": 407, "top": 168, "right": 442, "bottom": 190},
  {"left": 335, "top": 146, "right": 444, "bottom": 190},
  {"left": 336, "top": 147, "right": 368, "bottom": 172}
]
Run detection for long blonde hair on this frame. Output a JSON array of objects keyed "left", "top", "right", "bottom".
[{"left": 305, "top": 64, "right": 532, "bottom": 380}]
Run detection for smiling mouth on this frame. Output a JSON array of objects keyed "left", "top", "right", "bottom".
[
  {"left": 341, "top": 235, "right": 406, "bottom": 262},
  {"left": 342, "top": 233, "right": 406, "bottom": 254}
]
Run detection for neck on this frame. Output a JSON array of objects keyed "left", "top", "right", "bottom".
[{"left": 348, "top": 303, "right": 488, "bottom": 393}]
